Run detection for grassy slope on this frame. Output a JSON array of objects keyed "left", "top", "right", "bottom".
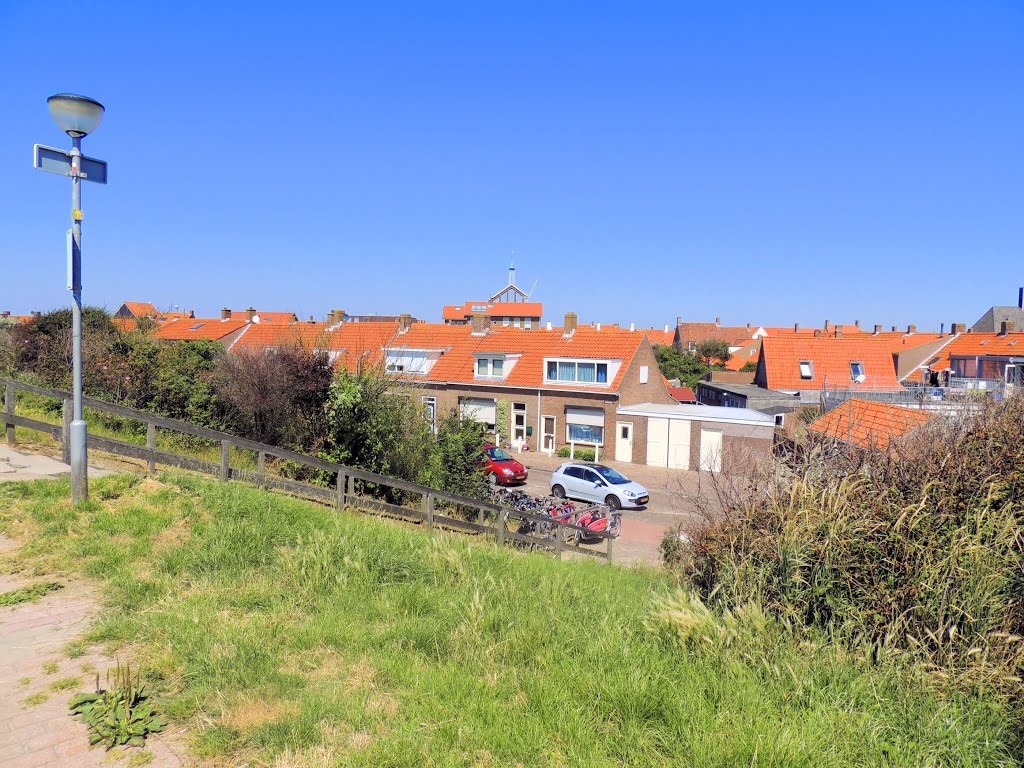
[{"left": 0, "top": 473, "right": 1016, "bottom": 767}]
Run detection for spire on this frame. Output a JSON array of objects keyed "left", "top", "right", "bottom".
[{"left": 508, "top": 258, "right": 516, "bottom": 287}]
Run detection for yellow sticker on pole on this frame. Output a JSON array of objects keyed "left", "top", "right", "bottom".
[{"left": 72, "top": 209, "right": 84, "bottom": 221}]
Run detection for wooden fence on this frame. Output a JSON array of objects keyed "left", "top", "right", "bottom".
[{"left": 1, "top": 377, "right": 614, "bottom": 563}]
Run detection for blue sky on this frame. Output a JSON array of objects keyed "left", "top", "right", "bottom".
[{"left": 2, "top": 1, "right": 1022, "bottom": 330}]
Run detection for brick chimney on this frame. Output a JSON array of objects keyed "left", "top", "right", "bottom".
[
  {"left": 471, "top": 314, "right": 489, "bottom": 335},
  {"left": 950, "top": 322, "right": 965, "bottom": 334},
  {"left": 188, "top": 310, "right": 195, "bottom": 319},
  {"left": 245, "top": 307, "right": 257, "bottom": 322},
  {"left": 891, "top": 325, "right": 897, "bottom": 332},
  {"left": 834, "top": 328, "right": 842, "bottom": 338},
  {"left": 676, "top": 316, "right": 682, "bottom": 326},
  {"left": 873, "top": 324, "right": 882, "bottom": 334},
  {"left": 398, "top": 313, "right": 413, "bottom": 333},
  {"left": 714, "top": 317, "right": 720, "bottom": 326},
  {"left": 563, "top": 312, "right": 578, "bottom": 337},
  {"left": 221, "top": 307, "right": 232, "bottom": 320},
  {"left": 1000, "top": 321, "right": 1015, "bottom": 335},
  {"left": 813, "top": 329, "right": 822, "bottom": 337},
  {"left": 308, "top": 315, "right": 316, "bottom": 324},
  {"left": 854, "top": 319, "right": 861, "bottom": 328},
  {"left": 907, "top": 324, "right": 917, "bottom": 334}
]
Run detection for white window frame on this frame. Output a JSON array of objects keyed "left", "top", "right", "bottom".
[
  {"left": 799, "top": 360, "right": 814, "bottom": 380},
  {"left": 544, "top": 358, "right": 613, "bottom": 385},
  {"left": 850, "top": 361, "right": 864, "bottom": 379},
  {"left": 474, "top": 355, "right": 506, "bottom": 379}
]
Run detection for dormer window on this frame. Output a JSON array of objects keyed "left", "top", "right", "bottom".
[
  {"left": 850, "top": 361, "right": 864, "bottom": 379},
  {"left": 545, "top": 359, "right": 611, "bottom": 384},
  {"left": 799, "top": 360, "right": 814, "bottom": 380},
  {"left": 475, "top": 356, "right": 506, "bottom": 378}
]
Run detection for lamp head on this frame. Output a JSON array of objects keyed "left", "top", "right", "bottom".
[{"left": 47, "top": 93, "right": 104, "bottom": 138}]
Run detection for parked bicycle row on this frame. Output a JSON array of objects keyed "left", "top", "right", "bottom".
[{"left": 489, "top": 486, "right": 622, "bottom": 542}]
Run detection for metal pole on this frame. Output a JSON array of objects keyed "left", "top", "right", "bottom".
[{"left": 69, "top": 136, "right": 88, "bottom": 503}]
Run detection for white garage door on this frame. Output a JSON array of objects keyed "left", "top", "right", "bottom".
[
  {"left": 700, "top": 428, "right": 723, "bottom": 472},
  {"left": 646, "top": 418, "right": 668, "bottom": 467},
  {"left": 460, "top": 398, "right": 496, "bottom": 424},
  {"left": 668, "top": 420, "right": 690, "bottom": 470}
]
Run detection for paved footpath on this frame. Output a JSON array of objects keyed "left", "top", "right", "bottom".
[{"left": 0, "top": 532, "right": 190, "bottom": 767}]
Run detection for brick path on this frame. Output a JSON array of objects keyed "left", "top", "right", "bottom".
[{"left": 0, "top": 536, "right": 190, "bottom": 767}]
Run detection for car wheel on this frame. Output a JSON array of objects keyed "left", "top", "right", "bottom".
[
  {"left": 604, "top": 494, "right": 621, "bottom": 511},
  {"left": 551, "top": 484, "right": 566, "bottom": 498},
  {"left": 487, "top": 473, "right": 498, "bottom": 486}
]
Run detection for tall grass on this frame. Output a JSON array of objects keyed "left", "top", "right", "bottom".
[
  {"left": 0, "top": 472, "right": 1018, "bottom": 765},
  {"left": 674, "top": 394, "right": 1024, "bottom": 707}
]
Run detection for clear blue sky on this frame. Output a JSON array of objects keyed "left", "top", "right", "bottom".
[{"left": 2, "top": 1, "right": 1022, "bottom": 331}]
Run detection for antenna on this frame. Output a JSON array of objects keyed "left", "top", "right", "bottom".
[{"left": 527, "top": 280, "right": 538, "bottom": 299}]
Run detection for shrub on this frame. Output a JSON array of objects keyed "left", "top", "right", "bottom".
[
  {"left": 556, "top": 446, "right": 596, "bottom": 461},
  {"left": 673, "top": 394, "right": 1024, "bottom": 696}
]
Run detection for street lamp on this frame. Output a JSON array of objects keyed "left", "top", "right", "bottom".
[{"left": 34, "top": 93, "right": 107, "bottom": 504}]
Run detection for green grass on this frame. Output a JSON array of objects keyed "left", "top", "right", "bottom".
[
  {"left": 0, "top": 579, "right": 62, "bottom": 606},
  {"left": 0, "top": 472, "right": 1018, "bottom": 767}
]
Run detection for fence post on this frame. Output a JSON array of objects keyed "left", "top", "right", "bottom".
[
  {"left": 606, "top": 532, "right": 614, "bottom": 564},
  {"left": 6, "top": 382, "right": 17, "bottom": 446},
  {"left": 346, "top": 473, "right": 355, "bottom": 503},
  {"left": 61, "top": 399, "right": 72, "bottom": 463},
  {"left": 422, "top": 492, "right": 434, "bottom": 532},
  {"left": 336, "top": 473, "right": 346, "bottom": 511},
  {"left": 555, "top": 522, "right": 564, "bottom": 560},
  {"left": 497, "top": 508, "right": 508, "bottom": 548},
  {"left": 258, "top": 451, "right": 266, "bottom": 487},
  {"left": 146, "top": 423, "right": 156, "bottom": 473},
  {"left": 220, "top": 440, "right": 230, "bottom": 482}
]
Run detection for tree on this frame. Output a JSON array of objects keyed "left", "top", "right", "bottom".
[
  {"left": 739, "top": 360, "right": 758, "bottom": 373},
  {"left": 653, "top": 344, "right": 710, "bottom": 389},
  {"left": 695, "top": 340, "right": 731, "bottom": 367}
]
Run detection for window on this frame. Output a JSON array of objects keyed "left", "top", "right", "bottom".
[
  {"left": 546, "top": 360, "right": 611, "bottom": 385},
  {"left": 582, "top": 469, "right": 601, "bottom": 484},
  {"left": 422, "top": 396, "right": 436, "bottom": 432},
  {"left": 475, "top": 357, "right": 506, "bottom": 378},
  {"left": 513, "top": 318, "right": 521, "bottom": 328},
  {"left": 688, "top": 341, "right": 697, "bottom": 352},
  {"left": 386, "top": 363, "right": 405, "bottom": 373},
  {"left": 524, "top": 318, "right": 532, "bottom": 330},
  {"left": 639, "top": 365, "right": 649, "bottom": 384},
  {"left": 565, "top": 406, "right": 604, "bottom": 445},
  {"left": 503, "top": 317, "right": 510, "bottom": 326},
  {"left": 189, "top": 323, "right": 205, "bottom": 330},
  {"left": 850, "top": 361, "right": 864, "bottom": 380},
  {"left": 799, "top": 360, "right": 814, "bottom": 380},
  {"left": 513, "top": 402, "right": 526, "bottom": 440},
  {"left": 568, "top": 423, "right": 604, "bottom": 443},
  {"left": 563, "top": 466, "right": 584, "bottom": 479},
  {"left": 774, "top": 414, "right": 785, "bottom": 426}
]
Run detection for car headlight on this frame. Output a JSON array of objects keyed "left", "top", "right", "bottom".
[
  {"left": 625, "top": 490, "right": 637, "bottom": 498},
  {"left": 501, "top": 468, "right": 514, "bottom": 476}
]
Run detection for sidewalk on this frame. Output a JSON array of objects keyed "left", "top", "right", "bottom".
[{"left": 0, "top": 445, "right": 113, "bottom": 483}]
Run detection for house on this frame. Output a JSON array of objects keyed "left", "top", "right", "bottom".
[
  {"left": 232, "top": 318, "right": 401, "bottom": 372},
  {"left": 113, "top": 301, "right": 159, "bottom": 320},
  {"left": 673, "top": 318, "right": 764, "bottom": 354},
  {"left": 442, "top": 263, "right": 543, "bottom": 329},
  {"left": 325, "top": 309, "right": 417, "bottom": 325},
  {"left": 0, "top": 311, "right": 40, "bottom": 324},
  {"left": 970, "top": 288, "right": 1024, "bottom": 333},
  {"left": 667, "top": 386, "right": 697, "bottom": 404},
  {"left": 151, "top": 317, "right": 251, "bottom": 346},
  {"left": 754, "top": 334, "right": 903, "bottom": 403},
  {"left": 695, "top": 381, "right": 801, "bottom": 426},
  {"left": 807, "top": 398, "right": 931, "bottom": 450},
  {"left": 939, "top": 325, "right": 1024, "bottom": 386}
]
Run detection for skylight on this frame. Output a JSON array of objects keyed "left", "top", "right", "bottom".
[{"left": 189, "top": 323, "right": 205, "bottom": 330}]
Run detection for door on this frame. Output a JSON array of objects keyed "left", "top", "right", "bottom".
[
  {"left": 646, "top": 418, "right": 668, "bottom": 467},
  {"left": 542, "top": 416, "right": 556, "bottom": 452},
  {"left": 668, "top": 420, "right": 690, "bottom": 470},
  {"left": 580, "top": 468, "right": 604, "bottom": 502},
  {"left": 512, "top": 402, "right": 527, "bottom": 442},
  {"left": 699, "top": 428, "right": 723, "bottom": 473},
  {"left": 560, "top": 466, "right": 585, "bottom": 498},
  {"left": 615, "top": 421, "right": 633, "bottom": 463}
]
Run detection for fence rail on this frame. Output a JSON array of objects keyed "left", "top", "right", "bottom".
[{"left": 1, "top": 376, "right": 614, "bottom": 563}]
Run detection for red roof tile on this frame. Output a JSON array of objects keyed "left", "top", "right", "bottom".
[
  {"left": 726, "top": 340, "right": 761, "bottom": 370},
  {"left": 808, "top": 398, "right": 931, "bottom": 450},
  {"left": 227, "top": 310, "right": 298, "bottom": 323},
  {"left": 758, "top": 336, "right": 902, "bottom": 391},
  {"left": 233, "top": 321, "right": 400, "bottom": 371},
  {"left": 668, "top": 386, "right": 696, "bottom": 403},
  {"left": 121, "top": 301, "right": 158, "bottom": 318},
  {"left": 152, "top": 318, "right": 250, "bottom": 342}
]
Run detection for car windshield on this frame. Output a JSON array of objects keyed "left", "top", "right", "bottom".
[
  {"left": 594, "top": 466, "right": 630, "bottom": 485},
  {"left": 485, "top": 447, "right": 513, "bottom": 461}
]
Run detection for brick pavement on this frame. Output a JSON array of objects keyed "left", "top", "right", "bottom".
[{"left": 0, "top": 535, "right": 190, "bottom": 768}]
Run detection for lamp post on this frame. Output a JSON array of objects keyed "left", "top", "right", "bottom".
[{"left": 38, "top": 93, "right": 106, "bottom": 504}]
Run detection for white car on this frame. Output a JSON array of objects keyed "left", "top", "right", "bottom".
[{"left": 549, "top": 463, "right": 650, "bottom": 510}]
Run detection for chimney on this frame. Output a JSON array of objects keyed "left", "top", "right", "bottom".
[
  {"left": 221, "top": 307, "right": 231, "bottom": 320},
  {"left": 471, "top": 313, "right": 488, "bottom": 335},
  {"left": 950, "top": 322, "right": 965, "bottom": 334},
  {"left": 545, "top": 321, "right": 552, "bottom": 331},
  {"left": 834, "top": 328, "right": 842, "bottom": 338},
  {"left": 188, "top": 310, "right": 195, "bottom": 319},
  {"left": 746, "top": 322, "right": 751, "bottom": 329},
  {"left": 308, "top": 315, "right": 316, "bottom": 324},
  {"left": 1019, "top": 286, "right": 1023, "bottom": 309},
  {"left": 854, "top": 319, "right": 861, "bottom": 328},
  {"left": 596, "top": 322, "right": 602, "bottom": 332},
  {"left": 714, "top": 316, "right": 720, "bottom": 326},
  {"left": 563, "top": 312, "right": 578, "bottom": 337},
  {"left": 664, "top": 324, "right": 669, "bottom": 333},
  {"left": 676, "top": 316, "right": 682, "bottom": 326},
  {"left": 907, "top": 324, "right": 916, "bottom": 334},
  {"left": 793, "top": 323, "right": 799, "bottom": 332},
  {"left": 813, "top": 329, "right": 822, "bottom": 337},
  {"left": 0, "top": 311, "right": 9, "bottom": 318},
  {"left": 629, "top": 322, "right": 635, "bottom": 332},
  {"left": 245, "top": 307, "right": 257, "bottom": 322},
  {"left": 873, "top": 324, "right": 882, "bottom": 334},
  {"left": 824, "top": 319, "right": 830, "bottom": 331},
  {"left": 1000, "top": 321, "right": 1014, "bottom": 335},
  {"left": 398, "top": 313, "right": 413, "bottom": 333},
  {"left": 891, "top": 325, "right": 898, "bottom": 332},
  {"left": 31, "top": 311, "right": 41, "bottom": 319}
]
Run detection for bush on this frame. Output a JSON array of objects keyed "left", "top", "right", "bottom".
[
  {"left": 673, "top": 394, "right": 1024, "bottom": 697},
  {"left": 556, "top": 445, "right": 596, "bottom": 461}
]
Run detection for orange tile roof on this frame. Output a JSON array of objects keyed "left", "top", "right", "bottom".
[
  {"left": 112, "top": 317, "right": 139, "bottom": 332},
  {"left": 944, "top": 332, "right": 1024, "bottom": 358},
  {"left": 442, "top": 302, "right": 544, "bottom": 321},
  {"left": 759, "top": 336, "right": 902, "bottom": 391},
  {"left": 227, "top": 310, "right": 298, "bottom": 323},
  {"left": 676, "top": 323, "right": 758, "bottom": 347},
  {"left": 233, "top": 321, "right": 400, "bottom": 371},
  {"left": 763, "top": 324, "right": 866, "bottom": 335},
  {"left": 668, "top": 386, "right": 696, "bottom": 403},
  {"left": 387, "top": 323, "right": 651, "bottom": 391},
  {"left": 726, "top": 340, "right": 761, "bottom": 370},
  {"left": 152, "top": 318, "right": 250, "bottom": 341},
  {"left": 808, "top": 399, "right": 931, "bottom": 450},
  {"left": 648, "top": 329, "right": 676, "bottom": 346},
  {"left": 121, "top": 301, "right": 158, "bottom": 318}
]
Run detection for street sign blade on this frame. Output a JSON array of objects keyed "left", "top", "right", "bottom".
[{"left": 33, "top": 144, "right": 108, "bottom": 184}]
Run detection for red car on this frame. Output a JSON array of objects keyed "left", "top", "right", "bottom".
[{"left": 480, "top": 444, "right": 528, "bottom": 485}]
